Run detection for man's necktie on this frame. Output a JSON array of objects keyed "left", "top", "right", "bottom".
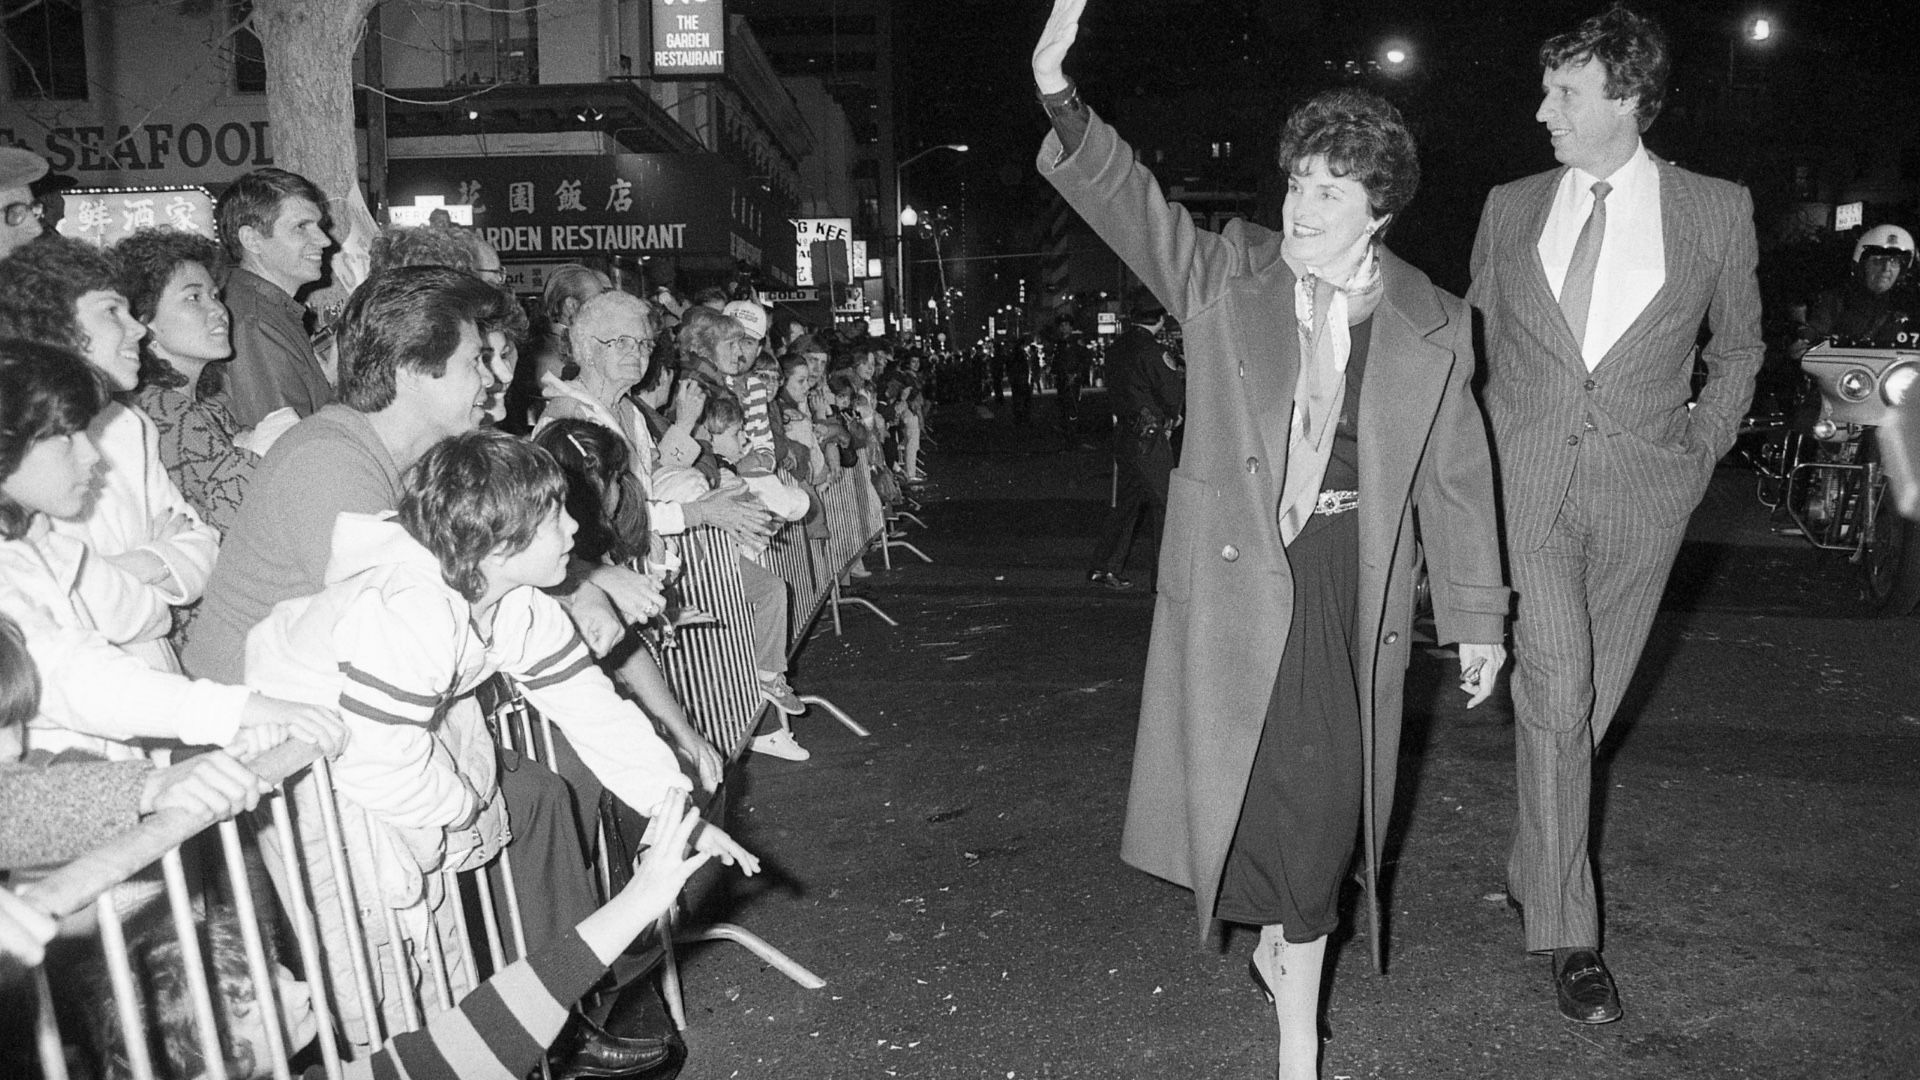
[{"left": 1559, "top": 180, "right": 1612, "bottom": 351}]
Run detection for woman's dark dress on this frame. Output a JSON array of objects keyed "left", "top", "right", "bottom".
[{"left": 1214, "top": 318, "right": 1372, "bottom": 940}]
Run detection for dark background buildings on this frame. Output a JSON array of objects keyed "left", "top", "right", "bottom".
[{"left": 893, "top": 0, "right": 1920, "bottom": 337}]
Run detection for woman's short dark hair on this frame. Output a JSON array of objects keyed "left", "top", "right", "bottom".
[
  {"left": 0, "top": 613, "right": 41, "bottom": 731},
  {"left": 113, "top": 228, "right": 225, "bottom": 393},
  {"left": 215, "top": 167, "right": 328, "bottom": 264},
  {"left": 335, "top": 266, "right": 512, "bottom": 412},
  {"left": 1539, "top": 4, "right": 1670, "bottom": 130},
  {"left": 1276, "top": 88, "right": 1421, "bottom": 223},
  {"left": 533, "top": 418, "right": 634, "bottom": 565},
  {"left": 0, "top": 337, "right": 109, "bottom": 539},
  {"left": 398, "top": 429, "right": 568, "bottom": 602},
  {"left": 0, "top": 234, "right": 121, "bottom": 354}
]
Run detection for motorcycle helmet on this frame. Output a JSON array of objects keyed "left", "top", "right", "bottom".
[{"left": 1854, "top": 224, "right": 1915, "bottom": 269}]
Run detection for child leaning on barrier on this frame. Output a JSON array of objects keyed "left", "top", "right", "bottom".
[
  {"left": 241, "top": 429, "right": 756, "bottom": 1041},
  {"left": 535, "top": 418, "right": 726, "bottom": 794},
  {"left": 81, "top": 795, "right": 714, "bottom": 1080}
]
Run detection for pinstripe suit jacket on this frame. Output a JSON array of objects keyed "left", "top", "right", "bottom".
[{"left": 1468, "top": 157, "right": 1763, "bottom": 554}]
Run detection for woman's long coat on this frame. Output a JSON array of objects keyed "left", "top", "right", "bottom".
[{"left": 1040, "top": 115, "right": 1510, "bottom": 969}]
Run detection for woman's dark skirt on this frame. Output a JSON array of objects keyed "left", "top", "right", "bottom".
[{"left": 1213, "top": 505, "right": 1363, "bottom": 941}]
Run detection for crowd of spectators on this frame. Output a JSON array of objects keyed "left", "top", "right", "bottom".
[{"left": 0, "top": 162, "right": 936, "bottom": 1079}]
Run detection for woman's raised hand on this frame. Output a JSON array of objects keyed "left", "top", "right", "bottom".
[{"left": 1033, "top": 0, "right": 1088, "bottom": 94}]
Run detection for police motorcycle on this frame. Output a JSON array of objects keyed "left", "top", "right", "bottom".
[{"left": 1742, "top": 225, "right": 1920, "bottom": 615}]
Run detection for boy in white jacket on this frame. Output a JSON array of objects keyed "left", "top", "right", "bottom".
[{"left": 245, "top": 430, "right": 756, "bottom": 1045}]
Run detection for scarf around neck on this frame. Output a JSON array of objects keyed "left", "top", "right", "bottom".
[{"left": 1278, "top": 243, "right": 1383, "bottom": 544}]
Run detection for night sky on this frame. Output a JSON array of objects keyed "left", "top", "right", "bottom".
[{"left": 894, "top": 0, "right": 1920, "bottom": 301}]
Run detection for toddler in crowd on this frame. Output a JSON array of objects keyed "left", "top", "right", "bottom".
[
  {"left": 704, "top": 394, "right": 811, "bottom": 554},
  {"left": 649, "top": 389, "right": 812, "bottom": 757}
]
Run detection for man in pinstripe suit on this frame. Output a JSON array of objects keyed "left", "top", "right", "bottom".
[{"left": 1469, "top": 6, "right": 1762, "bottom": 1024}]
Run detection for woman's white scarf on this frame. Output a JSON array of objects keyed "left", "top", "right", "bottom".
[{"left": 1278, "top": 243, "right": 1382, "bottom": 544}]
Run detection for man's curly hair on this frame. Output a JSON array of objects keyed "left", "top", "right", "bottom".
[{"left": 1540, "top": 4, "right": 1671, "bottom": 131}]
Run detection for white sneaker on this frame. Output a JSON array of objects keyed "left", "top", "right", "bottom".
[{"left": 750, "top": 728, "right": 810, "bottom": 761}]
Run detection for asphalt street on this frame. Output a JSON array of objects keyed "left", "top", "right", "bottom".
[{"left": 666, "top": 396, "right": 1920, "bottom": 1080}]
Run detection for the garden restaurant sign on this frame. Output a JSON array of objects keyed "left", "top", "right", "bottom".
[{"left": 386, "top": 153, "right": 794, "bottom": 282}]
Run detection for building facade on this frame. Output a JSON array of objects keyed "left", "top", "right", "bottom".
[{"left": 0, "top": 0, "right": 868, "bottom": 298}]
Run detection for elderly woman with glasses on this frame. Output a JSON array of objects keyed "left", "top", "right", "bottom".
[{"left": 542, "top": 290, "right": 773, "bottom": 551}]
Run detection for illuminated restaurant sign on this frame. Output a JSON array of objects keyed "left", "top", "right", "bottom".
[
  {"left": 385, "top": 152, "right": 795, "bottom": 282},
  {"left": 52, "top": 186, "right": 217, "bottom": 247},
  {"left": 652, "top": 0, "right": 727, "bottom": 76}
]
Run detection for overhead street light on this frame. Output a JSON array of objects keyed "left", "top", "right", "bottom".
[
  {"left": 895, "top": 143, "right": 968, "bottom": 333},
  {"left": 1747, "top": 15, "right": 1774, "bottom": 42}
]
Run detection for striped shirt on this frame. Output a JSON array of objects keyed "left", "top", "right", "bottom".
[{"left": 313, "top": 927, "right": 604, "bottom": 1080}]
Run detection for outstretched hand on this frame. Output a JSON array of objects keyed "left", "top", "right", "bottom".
[{"left": 1033, "top": 0, "right": 1087, "bottom": 94}]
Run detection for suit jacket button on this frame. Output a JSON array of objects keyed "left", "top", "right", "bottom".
[
  {"left": 1584, "top": 379, "right": 1597, "bottom": 391},
  {"left": 1567, "top": 434, "right": 1581, "bottom": 446},
  {"left": 1384, "top": 631, "right": 1399, "bottom": 644},
  {"left": 1246, "top": 457, "right": 1260, "bottom": 473},
  {"left": 1221, "top": 544, "right": 1240, "bottom": 562}
]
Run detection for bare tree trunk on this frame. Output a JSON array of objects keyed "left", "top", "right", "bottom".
[
  {"left": 253, "top": 0, "right": 381, "bottom": 308},
  {"left": 253, "top": 0, "right": 377, "bottom": 215}
]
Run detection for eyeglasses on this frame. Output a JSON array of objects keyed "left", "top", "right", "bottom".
[
  {"left": 1860, "top": 246, "right": 1912, "bottom": 269},
  {"left": 476, "top": 266, "right": 506, "bottom": 283},
  {"left": 2, "top": 201, "right": 43, "bottom": 228},
  {"left": 594, "top": 335, "right": 650, "bottom": 353}
]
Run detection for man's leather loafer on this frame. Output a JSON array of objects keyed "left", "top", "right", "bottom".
[
  {"left": 553, "top": 1013, "right": 673, "bottom": 1079},
  {"left": 1553, "top": 949, "right": 1622, "bottom": 1025}
]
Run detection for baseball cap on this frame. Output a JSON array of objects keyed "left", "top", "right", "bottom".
[
  {"left": 0, "top": 147, "right": 49, "bottom": 191},
  {"left": 723, "top": 299, "right": 769, "bottom": 342}
]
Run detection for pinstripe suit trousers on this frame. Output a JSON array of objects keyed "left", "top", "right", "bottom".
[{"left": 1506, "top": 482, "right": 1687, "bottom": 952}]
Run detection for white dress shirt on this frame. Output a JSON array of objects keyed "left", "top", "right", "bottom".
[{"left": 1537, "top": 142, "right": 1665, "bottom": 369}]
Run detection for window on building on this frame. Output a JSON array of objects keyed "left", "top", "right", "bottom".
[
  {"left": 448, "top": 0, "right": 538, "bottom": 86},
  {"left": 229, "top": 0, "right": 267, "bottom": 94},
  {"left": 5, "top": 0, "right": 89, "bottom": 100}
]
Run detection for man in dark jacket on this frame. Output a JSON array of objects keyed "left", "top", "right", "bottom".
[{"left": 1087, "top": 306, "right": 1184, "bottom": 589}]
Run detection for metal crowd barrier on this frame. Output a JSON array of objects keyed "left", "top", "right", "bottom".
[{"left": 6, "top": 441, "right": 928, "bottom": 1079}]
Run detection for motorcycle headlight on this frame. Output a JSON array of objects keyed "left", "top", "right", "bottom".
[
  {"left": 1882, "top": 362, "right": 1920, "bottom": 407},
  {"left": 1838, "top": 367, "right": 1876, "bottom": 402}
]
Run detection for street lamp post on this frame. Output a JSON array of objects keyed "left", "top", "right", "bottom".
[{"left": 895, "top": 143, "right": 967, "bottom": 335}]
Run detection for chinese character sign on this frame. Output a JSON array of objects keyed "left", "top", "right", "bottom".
[
  {"left": 53, "top": 187, "right": 216, "bottom": 248},
  {"left": 383, "top": 154, "right": 798, "bottom": 285},
  {"left": 652, "top": 0, "right": 726, "bottom": 76}
]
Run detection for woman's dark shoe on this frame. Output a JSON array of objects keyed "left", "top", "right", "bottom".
[{"left": 1248, "top": 956, "right": 1274, "bottom": 1005}]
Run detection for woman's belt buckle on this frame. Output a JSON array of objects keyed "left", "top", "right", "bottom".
[{"left": 1314, "top": 489, "right": 1359, "bottom": 516}]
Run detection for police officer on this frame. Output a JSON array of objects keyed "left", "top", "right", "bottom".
[
  {"left": 1793, "top": 224, "right": 1917, "bottom": 357},
  {"left": 1087, "top": 305, "right": 1184, "bottom": 589}
]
